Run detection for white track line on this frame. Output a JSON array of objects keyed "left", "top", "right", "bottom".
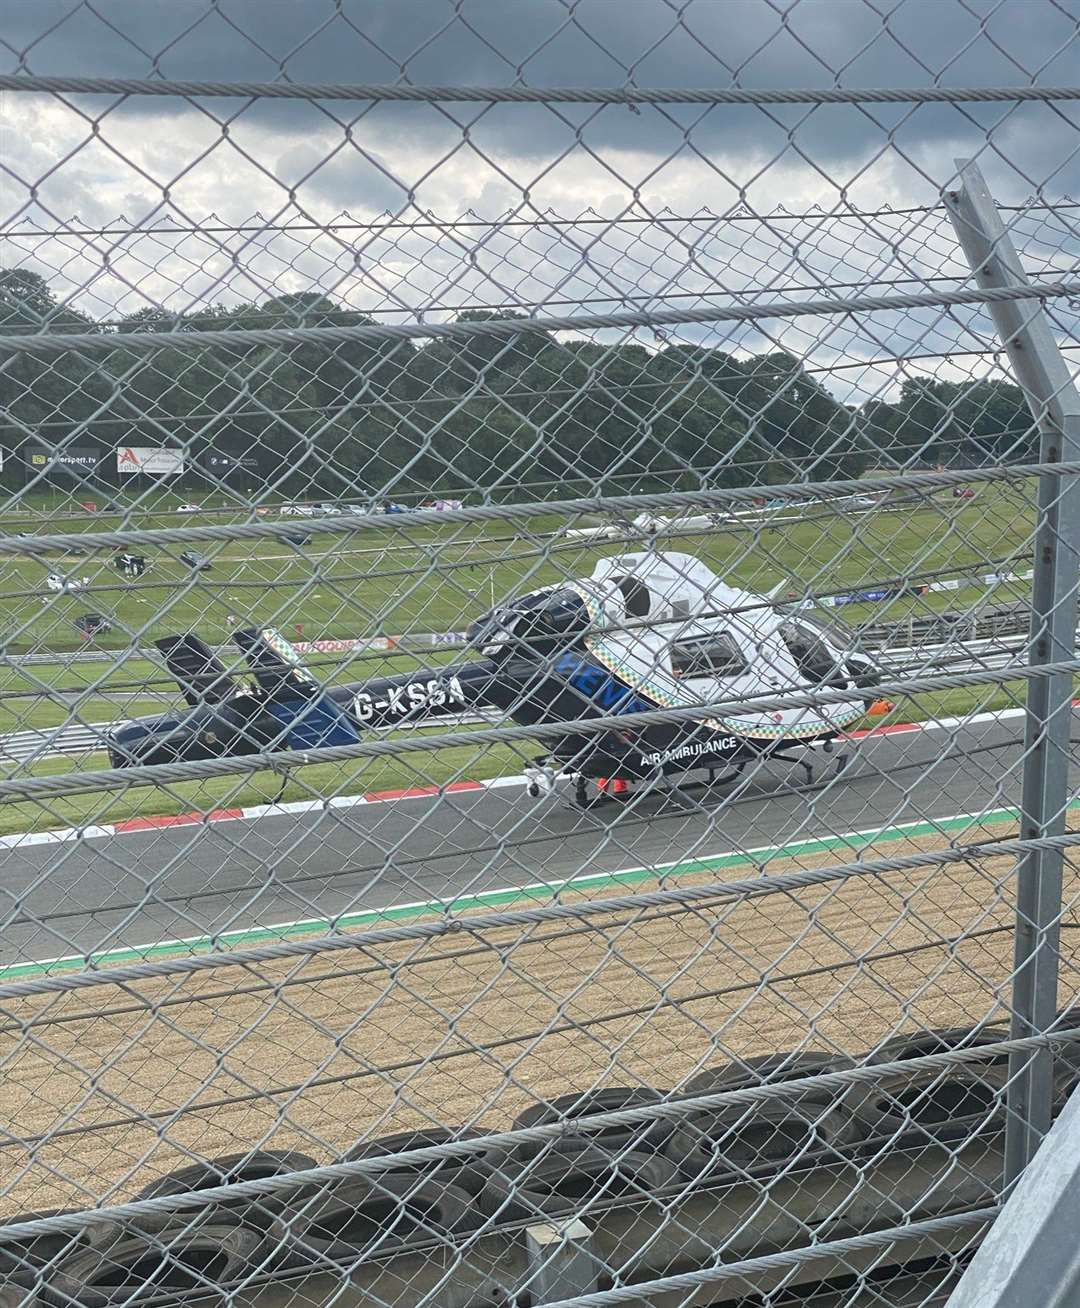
[{"left": 0, "top": 705, "right": 1033, "bottom": 852}]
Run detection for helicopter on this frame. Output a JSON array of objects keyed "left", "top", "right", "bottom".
[{"left": 105, "top": 550, "right": 887, "bottom": 805}]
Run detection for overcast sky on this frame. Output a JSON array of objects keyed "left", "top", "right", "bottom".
[{"left": 2, "top": 0, "right": 1079, "bottom": 402}]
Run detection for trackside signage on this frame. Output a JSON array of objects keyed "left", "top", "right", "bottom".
[
  {"left": 26, "top": 448, "right": 97, "bottom": 470},
  {"left": 116, "top": 447, "right": 185, "bottom": 476}
]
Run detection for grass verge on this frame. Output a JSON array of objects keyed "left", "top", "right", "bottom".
[
  {"left": 0, "top": 484, "right": 1035, "bottom": 652},
  {"left": 0, "top": 678, "right": 1039, "bottom": 839}
]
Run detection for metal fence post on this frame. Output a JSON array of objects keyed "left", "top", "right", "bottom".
[
  {"left": 523, "top": 1219, "right": 603, "bottom": 1303},
  {"left": 944, "top": 158, "right": 1080, "bottom": 1187},
  {"left": 944, "top": 1081, "right": 1080, "bottom": 1307}
]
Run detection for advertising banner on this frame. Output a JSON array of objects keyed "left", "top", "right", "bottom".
[
  {"left": 27, "top": 448, "right": 98, "bottom": 471},
  {"left": 828, "top": 584, "right": 929, "bottom": 607},
  {"left": 116, "top": 447, "right": 185, "bottom": 476},
  {"left": 205, "top": 453, "right": 259, "bottom": 472},
  {"left": 292, "top": 637, "right": 397, "bottom": 654}
]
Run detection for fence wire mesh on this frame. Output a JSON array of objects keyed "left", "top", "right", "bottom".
[{"left": 2, "top": 3, "right": 1080, "bottom": 1307}]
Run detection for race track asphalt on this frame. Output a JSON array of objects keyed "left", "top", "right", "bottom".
[{"left": 0, "top": 712, "right": 1059, "bottom": 967}]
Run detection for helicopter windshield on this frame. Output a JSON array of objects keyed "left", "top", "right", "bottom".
[{"left": 670, "top": 631, "right": 748, "bottom": 679}]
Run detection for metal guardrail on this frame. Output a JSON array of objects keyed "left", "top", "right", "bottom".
[
  {"left": 855, "top": 603, "right": 1032, "bottom": 652},
  {"left": 1, "top": 623, "right": 1055, "bottom": 764},
  {"left": 0, "top": 723, "right": 119, "bottom": 762},
  {"left": 0, "top": 712, "right": 492, "bottom": 762}
]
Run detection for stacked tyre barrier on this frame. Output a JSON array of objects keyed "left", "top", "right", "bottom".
[
  {"left": 6, "top": 1025, "right": 1066, "bottom": 1308},
  {"left": 5, "top": 1022, "right": 1077, "bottom": 1308}
]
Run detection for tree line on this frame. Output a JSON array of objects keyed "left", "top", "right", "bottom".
[{"left": 0, "top": 268, "right": 1037, "bottom": 500}]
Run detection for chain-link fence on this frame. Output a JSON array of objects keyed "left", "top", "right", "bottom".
[{"left": 2, "top": 3, "right": 1080, "bottom": 1306}]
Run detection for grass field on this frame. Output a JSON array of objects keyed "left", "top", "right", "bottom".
[
  {"left": 0, "top": 483, "right": 1043, "bottom": 833},
  {"left": 0, "top": 483, "right": 1035, "bottom": 653}
]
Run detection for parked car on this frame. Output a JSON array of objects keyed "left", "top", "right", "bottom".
[
  {"left": 46, "top": 573, "right": 89, "bottom": 593},
  {"left": 115, "top": 553, "right": 146, "bottom": 579},
  {"left": 177, "top": 503, "right": 201, "bottom": 513}
]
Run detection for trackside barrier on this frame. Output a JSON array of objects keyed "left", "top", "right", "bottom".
[
  {"left": 343, "top": 1131, "right": 489, "bottom": 1198},
  {"left": 5, "top": 1021, "right": 1074, "bottom": 1306},
  {"left": 134, "top": 1152, "right": 319, "bottom": 1232},
  {"left": 5, "top": 1141, "right": 999, "bottom": 1307},
  {"left": 38, "top": 1221, "right": 266, "bottom": 1307},
  {"left": 0, "top": 614, "right": 1056, "bottom": 764}
]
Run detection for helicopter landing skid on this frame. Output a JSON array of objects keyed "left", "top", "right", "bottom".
[
  {"left": 560, "top": 741, "right": 853, "bottom": 811},
  {"left": 770, "top": 743, "right": 852, "bottom": 787}
]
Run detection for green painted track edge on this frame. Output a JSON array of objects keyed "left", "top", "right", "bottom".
[{"left": 6, "top": 798, "right": 1067, "bottom": 982}]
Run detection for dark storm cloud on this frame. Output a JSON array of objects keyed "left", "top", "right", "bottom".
[
  {"left": 4, "top": 0, "right": 1080, "bottom": 357},
  {"left": 5, "top": 0, "right": 1080, "bottom": 198},
  {"left": 7, "top": 0, "right": 1079, "bottom": 90}
]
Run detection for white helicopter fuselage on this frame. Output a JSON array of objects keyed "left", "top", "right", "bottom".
[
  {"left": 568, "top": 551, "right": 869, "bottom": 750},
  {"left": 109, "top": 550, "right": 884, "bottom": 797}
]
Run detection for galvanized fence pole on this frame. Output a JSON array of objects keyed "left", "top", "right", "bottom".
[
  {"left": 945, "top": 159, "right": 1080, "bottom": 1187},
  {"left": 945, "top": 1081, "right": 1080, "bottom": 1307},
  {"left": 524, "top": 1220, "right": 603, "bottom": 1304}
]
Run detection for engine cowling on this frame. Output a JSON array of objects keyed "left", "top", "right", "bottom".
[{"left": 466, "top": 587, "right": 589, "bottom": 661}]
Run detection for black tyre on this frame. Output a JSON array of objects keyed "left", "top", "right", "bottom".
[
  {"left": 271, "top": 1174, "right": 474, "bottom": 1268},
  {"left": 666, "top": 1100, "right": 858, "bottom": 1185},
  {"left": 41, "top": 1222, "right": 265, "bottom": 1307},
  {"left": 847, "top": 1025, "right": 1010, "bottom": 1143},
  {"left": 135, "top": 1151, "right": 316, "bottom": 1229},
  {"left": 865, "top": 1025, "right": 1009, "bottom": 1065},
  {"left": 344, "top": 1128, "right": 488, "bottom": 1197},
  {"left": 510, "top": 1087, "right": 672, "bottom": 1160},
  {"left": 683, "top": 1052, "right": 855, "bottom": 1105},
  {"left": 479, "top": 1141, "right": 678, "bottom": 1222},
  {"left": 1, "top": 1212, "right": 115, "bottom": 1291},
  {"left": 843, "top": 1067, "right": 1004, "bottom": 1145}
]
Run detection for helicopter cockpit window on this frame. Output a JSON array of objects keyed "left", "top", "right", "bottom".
[
  {"left": 780, "top": 622, "right": 846, "bottom": 687},
  {"left": 671, "top": 632, "right": 747, "bottom": 679}
]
